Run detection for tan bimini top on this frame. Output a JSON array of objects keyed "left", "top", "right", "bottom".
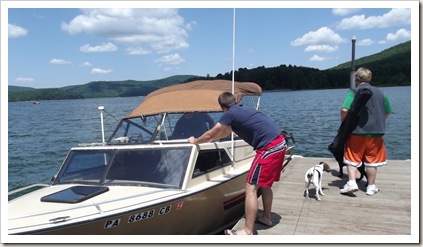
[{"left": 125, "top": 80, "right": 262, "bottom": 119}]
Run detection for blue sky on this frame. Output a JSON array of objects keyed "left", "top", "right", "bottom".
[{"left": 3, "top": 1, "right": 417, "bottom": 89}]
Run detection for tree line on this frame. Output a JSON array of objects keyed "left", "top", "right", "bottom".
[{"left": 192, "top": 41, "right": 411, "bottom": 90}]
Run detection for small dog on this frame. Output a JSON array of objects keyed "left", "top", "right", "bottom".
[{"left": 304, "top": 162, "right": 331, "bottom": 201}]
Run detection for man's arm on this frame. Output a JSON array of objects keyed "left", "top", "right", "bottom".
[
  {"left": 341, "top": 108, "right": 349, "bottom": 122},
  {"left": 341, "top": 91, "right": 355, "bottom": 122},
  {"left": 188, "top": 123, "right": 232, "bottom": 144}
]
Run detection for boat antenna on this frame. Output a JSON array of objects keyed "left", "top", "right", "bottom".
[
  {"left": 230, "top": 8, "right": 236, "bottom": 162},
  {"left": 98, "top": 106, "right": 105, "bottom": 145},
  {"left": 231, "top": 8, "right": 236, "bottom": 94}
]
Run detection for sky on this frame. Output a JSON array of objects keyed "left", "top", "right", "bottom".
[{"left": 3, "top": 1, "right": 417, "bottom": 89}]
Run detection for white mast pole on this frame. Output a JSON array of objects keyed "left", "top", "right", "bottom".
[
  {"left": 232, "top": 8, "right": 236, "bottom": 94},
  {"left": 230, "top": 8, "right": 236, "bottom": 161}
]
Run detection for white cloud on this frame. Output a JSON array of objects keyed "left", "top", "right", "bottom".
[
  {"left": 309, "top": 55, "right": 326, "bottom": 62},
  {"left": 126, "top": 46, "right": 150, "bottom": 55},
  {"left": 33, "top": 14, "right": 45, "bottom": 19},
  {"left": 357, "top": 38, "right": 374, "bottom": 46},
  {"left": 91, "top": 68, "right": 113, "bottom": 74},
  {"left": 61, "top": 8, "right": 190, "bottom": 54},
  {"left": 155, "top": 53, "right": 185, "bottom": 65},
  {"left": 80, "top": 42, "right": 117, "bottom": 52},
  {"left": 50, "top": 58, "right": 71, "bottom": 65},
  {"left": 15, "top": 77, "right": 34, "bottom": 83},
  {"left": 332, "top": 8, "right": 361, "bottom": 16},
  {"left": 8, "top": 23, "right": 28, "bottom": 38},
  {"left": 337, "top": 8, "right": 411, "bottom": 30},
  {"left": 304, "top": 45, "right": 339, "bottom": 53},
  {"left": 291, "top": 27, "right": 346, "bottom": 46},
  {"left": 386, "top": 28, "right": 411, "bottom": 42},
  {"left": 80, "top": 62, "right": 92, "bottom": 67}
]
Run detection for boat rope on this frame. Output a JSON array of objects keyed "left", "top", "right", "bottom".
[{"left": 103, "top": 109, "right": 120, "bottom": 122}]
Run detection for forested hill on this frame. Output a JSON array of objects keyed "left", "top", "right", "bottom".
[
  {"left": 9, "top": 41, "right": 410, "bottom": 102},
  {"left": 8, "top": 75, "right": 196, "bottom": 102},
  {"left": 205, "top": 40, "right": 410, "bottom": 90}
]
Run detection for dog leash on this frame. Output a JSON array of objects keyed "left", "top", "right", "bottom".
[{"left": 295, "top": 195, "right": 313, "bottom": 234}]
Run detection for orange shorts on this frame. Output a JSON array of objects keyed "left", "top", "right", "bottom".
[{"left": 343, "top": 135, "right": 387, "bottom": 168}]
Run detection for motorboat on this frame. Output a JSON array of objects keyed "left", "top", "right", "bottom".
[{"left": 8, "top": 80, "right": 295, "bottom": 235}]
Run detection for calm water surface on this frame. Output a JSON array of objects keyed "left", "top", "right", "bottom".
[{"left": 7, "top": 86, "right": 411, "bottom": 190}]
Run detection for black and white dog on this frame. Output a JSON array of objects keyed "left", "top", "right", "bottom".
[{"left": 304, "top": 162, "right": 331, "bottom": 201}]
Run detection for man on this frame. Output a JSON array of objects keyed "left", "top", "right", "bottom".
[
  {"left": 340, "top": 67, "right": 392, "bottom": 195},
  {"left": 188, "top": 92, "right": 286, "bottom": 235},
  {"left": 172, "top": 113, "right": 215, "bottom": 139}
]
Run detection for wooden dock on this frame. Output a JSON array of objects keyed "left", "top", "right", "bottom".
[{"left": 231, "top": 156, "right": 416, "bottom": 243}]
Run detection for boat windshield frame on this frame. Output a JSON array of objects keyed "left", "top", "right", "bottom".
[
  {"left": 53, "top": 146, "right": 192, "bottom": 189},
  {"left": 106, "top": 94, "right": 261, "bottom": 145},
  {"left": 107, "top": 111, "right": 227, "bottom": 144}
]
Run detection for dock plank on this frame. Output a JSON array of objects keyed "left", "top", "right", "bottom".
[{"left": 232, "top": 156, "right": 414, "bottom": 239}]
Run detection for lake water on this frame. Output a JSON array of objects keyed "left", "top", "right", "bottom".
[{"left": 7, "top": 86, "right": 412, "bottom": 191}]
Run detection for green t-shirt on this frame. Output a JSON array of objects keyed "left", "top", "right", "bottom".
[{"left": 342, "top": 90, "right": 392, "bottom": 112}]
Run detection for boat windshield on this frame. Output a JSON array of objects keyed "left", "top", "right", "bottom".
[
  {"left": 107, "top": 115, "right": 161, "bottom": 144},
  {"left": 54, "top": 147, "right": 191, "bottom": 189},
  {"left": 108, "top": 112, "right": 224, "bottom": 143}
]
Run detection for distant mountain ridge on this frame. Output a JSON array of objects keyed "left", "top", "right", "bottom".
[
  {"left": 8, "top": 75, "right": 197, "bottom": 102},
  {"left": 9, "top": 85, "right": 36, "bottom": 91},
  {"left": 8, "top": 41, "right": 410, "bottom": 102},
  {"left": 62, "top": 75, "right": 196, "bottom": 98}
]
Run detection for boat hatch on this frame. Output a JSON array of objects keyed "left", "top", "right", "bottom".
[{"left": 40, "top": 186, "right": 109, "bottom": 204}]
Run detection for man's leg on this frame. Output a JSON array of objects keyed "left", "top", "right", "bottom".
[
  {"left": 341, "top": 136, "right": 361, "bottom": 194},
  {"left": 340, "top": 165, "right": 359, "bottom": 194},
  {"left": 365, "top": 167, "right": 379, "bottom": 195},
  {"left": 232, "top": 183, "right": 257, "bottom": 235},
  {"left": 347, "top": 165, "right": 358, "bottom": 181},
  {"left": 366, "top": 167, "right": 377, "bottom": 185},
  {"left": 258, "top": 186, "right": 273, "bottom": 226}
]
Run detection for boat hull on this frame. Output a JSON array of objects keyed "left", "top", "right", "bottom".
[{"left": 10, "top": 173, "right": 248, "bottom": 235}]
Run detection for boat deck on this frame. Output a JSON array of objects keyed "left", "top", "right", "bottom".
[{"left": 231, "top": 156, "right": 416, "bottom": 242}]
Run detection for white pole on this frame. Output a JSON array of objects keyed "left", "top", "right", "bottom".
[
  {"left": 231, "top": 8, "right": 236, "bottom": 94},
  {"left": 230, "top": 8, "right": 236, "bottom": 161},
  {"left": 98, "top": 106, "right": 105, "bottom": 145}
]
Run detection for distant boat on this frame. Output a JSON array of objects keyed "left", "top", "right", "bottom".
[{"left": 32, "top": 101, "right": 40, "bottom": 104}]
